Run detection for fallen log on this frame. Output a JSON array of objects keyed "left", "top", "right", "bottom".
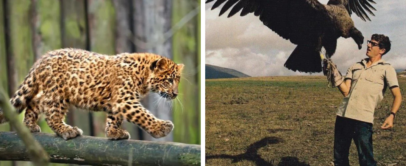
[{"left": 0, "top": 132, "right": 201, "bottom": 166}]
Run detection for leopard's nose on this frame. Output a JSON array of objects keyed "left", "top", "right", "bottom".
[{"left": 173, "top": 88, "right": 178, "bottom": 98}]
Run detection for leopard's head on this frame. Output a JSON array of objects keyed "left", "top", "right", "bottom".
[{"left": 149, "top": 58, "right": 184, "bottom": 100}]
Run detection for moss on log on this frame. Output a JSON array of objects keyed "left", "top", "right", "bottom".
[{"left": 0, "top": 132, "right": 201, "bottom": 166}]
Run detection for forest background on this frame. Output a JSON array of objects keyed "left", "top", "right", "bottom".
[{"left": 0, "top": 0, "right": 201, "bottom": 165}]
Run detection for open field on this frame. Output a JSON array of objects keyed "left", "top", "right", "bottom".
[{"left": 206, "top": 76, "right": 406, "bottom": 166}]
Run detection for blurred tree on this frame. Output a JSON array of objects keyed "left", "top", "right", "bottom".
[
  {"left": 172, "top": 0, "right": 200, "bottom": 144},
  {"left": 8, "top": 0, "right": 34, "bottom": 83},
  {"left": 0, "top": 1, "right": 12, "bottom": 165},
  {"left": 31, "top": 0, "right": 61, "bottom": 60},
  {"left": 134, "top": 0, "right": 174, "bottom": 141}
]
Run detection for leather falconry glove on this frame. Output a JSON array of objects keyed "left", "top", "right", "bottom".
[{"left": 322, "top": 58, "right": 343, "bottom": 87}]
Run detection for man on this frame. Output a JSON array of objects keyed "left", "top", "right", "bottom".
[{"left": 324, "top": 34, "right": 402, "bottom": 166}]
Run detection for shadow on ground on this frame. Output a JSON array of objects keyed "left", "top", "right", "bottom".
[{"left": 206, "top": 137, "right": 310, "bottom": 166}]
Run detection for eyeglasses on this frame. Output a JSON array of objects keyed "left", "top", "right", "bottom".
[{"left": 367, "top": 40, "right": 379, "bottom": 47}]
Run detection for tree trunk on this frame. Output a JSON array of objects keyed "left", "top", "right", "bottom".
[
  {"left": 0, "top": 0, "right": 8, "bottom": 94},
  {"left": 1, "top": 2, "right": 12, "bottom": 166},
  {"left": 87, "top": 0, "right": 116, "bottom": 55},
  {"left": 31, "top": 0, "right": 61, "bottom": 60},
  {"left": 133, "top": 0, "right": 173, "bottom": 142},
  {"left": 0, "top": 132, "right": 200, "bottom": 166},
  {"left": 60, "top": 0, "right": 87, "bottom": 49},
  {"left": 113, "top": 0, "right": 134, "bottom": 54},
  {"left": 8, "top": 0, "right": 35, "bottom": 83},
  {"left": 3, "top": 1, "right": 19, "bottom": 166},
  {"left": 3, "top": 0, "right": 16, "bottom": 97}
]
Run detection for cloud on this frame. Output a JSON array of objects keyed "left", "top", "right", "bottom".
[
  {"left": 206, "top": 0, "right": 406, "bottom": 76},
  {"left": 206, "top": 48, "right": 309, "bottom": 76},
  {"left": 206, "top": 8, "right": 294, "bottom": 53}
]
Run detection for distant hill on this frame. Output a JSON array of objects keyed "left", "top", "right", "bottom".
[
  {"left": 398, "top": 69, "right": 406, "bottom": 77},
  {"left": 395, "top": 69, "right": 405, "bottom": 73},
  {"left": 206, "top": 64, "right": 250, "bottom": 79}
]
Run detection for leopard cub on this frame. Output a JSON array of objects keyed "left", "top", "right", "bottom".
[{"left": 0, "top": 48, "right": 183, "bottom": 140}]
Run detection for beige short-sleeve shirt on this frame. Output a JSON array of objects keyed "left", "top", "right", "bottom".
[{"left": 336, "top": 58, "right": 399, "bottom": 123}]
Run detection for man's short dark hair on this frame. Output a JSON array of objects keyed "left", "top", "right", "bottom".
[{"left": 371, "top": 34, "right": 391, "bottom": 56}]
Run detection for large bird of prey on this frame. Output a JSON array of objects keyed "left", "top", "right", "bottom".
[{"left": 207, "top": 0, "right": 377, "bottom": 73}]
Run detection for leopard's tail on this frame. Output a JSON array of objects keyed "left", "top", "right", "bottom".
[{"left": 0, "top": 72, "right": 38, "bottom": 124}]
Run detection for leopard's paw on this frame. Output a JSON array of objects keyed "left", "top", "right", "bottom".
[
  {"left": 59, "top": 126, "right": 83, "bottom": 140},
  {"left": 150, "top": 120, "right": 174, "bottom": 138},
  {"left": 28, "top": 124, "right": 41, "bottom": 133},
  {"left": 106, "top": 128, "right": 131, "bottom": 140}
]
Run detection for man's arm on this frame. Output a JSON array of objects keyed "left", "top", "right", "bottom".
[
  {"left": 381, "top": 87, "right": 402, "bottom": 129},
  {"left": 323, "top": 59, "right": 352, "bottom": 97},
  {"left": 338, "top": 79, "right": 351, "bottom": 97}
]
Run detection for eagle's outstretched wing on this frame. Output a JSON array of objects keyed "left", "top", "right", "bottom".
[
  {"left": 343, "top": 0, "right": 376, "bottom": 21},
  {"left": 207, "top": 0, "right": 330, "bottom": 45}
]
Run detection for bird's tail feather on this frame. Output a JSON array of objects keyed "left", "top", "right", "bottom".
[{"left": 284, "top": 45, "right": 322, "bottom": 73}]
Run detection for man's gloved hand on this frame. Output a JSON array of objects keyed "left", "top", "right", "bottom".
[
  {"left": 323, "top": 58, "right": 343, "bottom": 87},
  {"left": 323, "top": 59, "right": 329, "bottom": 76}
]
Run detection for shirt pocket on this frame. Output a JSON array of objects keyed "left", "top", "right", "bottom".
[
  {"left": 364, "top": 69, "right": 384, "bottom": 86},
  {"left": 365, "top": 71, "right": 384, "bottom": 95}
]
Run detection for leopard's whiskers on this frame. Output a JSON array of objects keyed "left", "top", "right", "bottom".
[
  {"left": 152, "top": 92, "right": 162, "bottom": 107},
  {"left": 181, "top": 76, "right": 193, "bottom": 86},
  {"left": 175, "top": 97, "right": 184, "bottom": 113}
]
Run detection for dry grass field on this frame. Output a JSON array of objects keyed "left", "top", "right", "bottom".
[{"left": 206, "top": 76, "right": 406, "bottom": 166}]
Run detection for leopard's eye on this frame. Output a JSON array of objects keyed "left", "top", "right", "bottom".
[{"left": 168, "top": 78, "right": 173, "bottom": 83}]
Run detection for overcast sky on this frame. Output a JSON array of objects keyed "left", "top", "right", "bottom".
[{"left": 205, "top": 0, "right": 406, "bottom": 76}]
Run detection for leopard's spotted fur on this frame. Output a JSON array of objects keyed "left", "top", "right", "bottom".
[{"left": 0, "top": 48, "right": 184, "bottom": 140}]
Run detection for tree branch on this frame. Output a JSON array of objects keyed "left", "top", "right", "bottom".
[
  {"left": 0, "top": 132, "right": 201, "bottom": 166},
  {"left": 0, "top": 88, "right": 50, "bottom": 165}
]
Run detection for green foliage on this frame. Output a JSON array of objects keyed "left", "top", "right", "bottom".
[
  {"left": 89, "top": 0, "right": 116, "bottom": 55},
  {"left": 0, "top": 0, "right": 7, "bottom": 93},
  {"left": 38, "top": 0, "right": 61, "bottom": 53},
  {"left": 172, "top": 0, "right": 200, "bottom": 144},
  {"left": 10, "top": 0, "right": 34, "bottom": 82}
]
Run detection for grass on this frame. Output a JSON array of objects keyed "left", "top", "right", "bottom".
[{"left": 206, "top": 76, "right": 406, "bottom": 166}]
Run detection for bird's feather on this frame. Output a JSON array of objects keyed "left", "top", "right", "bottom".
[{"left": 344, "top": 0, "right": 377, "bottom": 21}]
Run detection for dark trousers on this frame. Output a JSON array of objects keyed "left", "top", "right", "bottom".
[{"left": 334, "top": 116, "right": 377, "bottom": 166}]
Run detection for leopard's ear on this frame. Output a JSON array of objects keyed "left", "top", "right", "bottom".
[
  {"left": 150, "top": 58, "right": 168, "bottom": 71},
  {"left": 177, "top": 64, "right": 184, "bottom": 73}
]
